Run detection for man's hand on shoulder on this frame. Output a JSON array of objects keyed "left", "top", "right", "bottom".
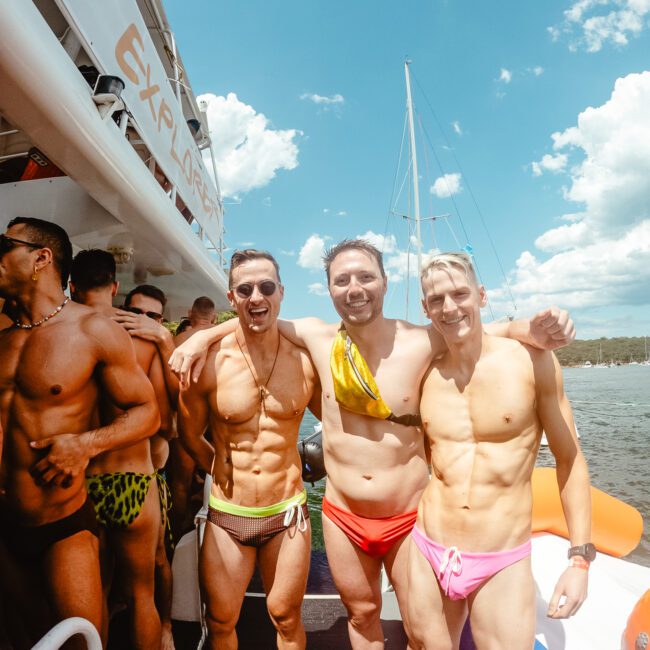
[
  {"left": 528, "top": 306, "right": 575, "bottom": 351},
  {"left": 113, "top": 309, "right": 172, "bottom": 345},
  {"left": 169, "top": 326, "right": 216, "bottom": 388}
]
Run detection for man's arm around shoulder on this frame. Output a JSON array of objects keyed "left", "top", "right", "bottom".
[
  {"left": 177, "top": 366, "right": 214, "bottom": 474},
  {"left": 486, "top": 306, "right": 576, "bottom": 351}
]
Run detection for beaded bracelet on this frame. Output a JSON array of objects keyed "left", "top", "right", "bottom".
[{"left": 570, "top": 556, "right": 591, "bottom": 570}]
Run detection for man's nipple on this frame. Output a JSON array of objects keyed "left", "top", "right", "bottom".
[{"left": 50, "top": 384, "right": 62, "bottom": 395}]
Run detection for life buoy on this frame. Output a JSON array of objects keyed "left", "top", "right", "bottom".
[
  {"left": 531, "top": 467, "right": 643, "bottom": 558},
  {"left": 623, "top": 590, "right": 650, "bottom": 650}
]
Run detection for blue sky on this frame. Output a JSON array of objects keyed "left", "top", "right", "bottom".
[{"left": 167, "top": 0, "right": 650, "bottom": 337}]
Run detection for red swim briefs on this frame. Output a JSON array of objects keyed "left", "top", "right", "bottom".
[{"left": 322, "top": 496, "right": 418, "bottom": 558}]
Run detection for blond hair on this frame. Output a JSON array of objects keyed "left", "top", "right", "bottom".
[{"left": 420, "top": 252, "right": 479, "bottom": 287}]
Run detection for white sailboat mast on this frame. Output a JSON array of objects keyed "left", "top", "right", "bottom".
[{"left": 404, "top": 60, "right": 422, "bottom": 282}]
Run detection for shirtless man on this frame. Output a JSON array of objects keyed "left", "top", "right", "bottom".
[
  {"left": 114, "top": 284, "right": 181, "bottom": 407},
  {"left": 407, "top": 252, "right": 590, "bottom": 649},
  {"left": 70, "top": 249, "right": 173, "bottom": 649},
  {"left": 171, "top": 294, "right": 218, "bottom": 540},
  {"left": 170, "top": 240, "right": 574, "bottom": 649},
  {"left": 178, "top": 249, "right": 319, "bottom": 649},
  {"left": 0, "top": 218, "right": 159, "bottom": 646},
  {"left": 174, "top": 295, "right": 216, "bottom": 345}
]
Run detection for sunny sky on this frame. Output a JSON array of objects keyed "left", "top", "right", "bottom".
[{"left": 166, "top": 0, "right": 650, "bottom": 338}]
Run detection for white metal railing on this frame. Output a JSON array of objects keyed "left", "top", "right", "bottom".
[{"left": 31, "top": 617, "right": 101, "bottom": 650}]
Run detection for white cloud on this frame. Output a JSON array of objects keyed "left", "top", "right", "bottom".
[
  {"left": 551, "top": 126, "right": 581, "bottom": 150},
  {"left": 337, "top": 211, "right": 348, "bottom": 217},
  {"left": 300, "top": 93, "right": 345, "bottom": 105},
  {"left": 323, "top": 208, "right": 330, "bottom": 214},
  {"left": 451, "top": 121, "right": 463, "bottom": 135},
  {"left": 532, "top": 66, "right": 545, "bottom": 76},
  {"left": 357, "top": 231, "right": 398, "bottom": 254},
  {"left": 280, "top": 249, "right": 295, "bottom": 256},
  {"left": 198, "top": 92, "right": 300, "bottom": 199},
  {"left": 298, "top": 234, "right": 328, "bottom": 269},
  {"left": 531, "top": 153, "right": 568, "bottom": 176},
  {"left": 430, "top": 173, "right": 462, "bottom": 198},
  {"left": 308, "top": 282, "right": 329, "bottom": 296},
  {"left": 550, "top": 0, "right": 650, "bottom": 52},
  {"left": 499, "top": 68, "right": 513, "bottom": 84},
  {"left": 490, "top": 71, "right": 650, "bottom": 318}
]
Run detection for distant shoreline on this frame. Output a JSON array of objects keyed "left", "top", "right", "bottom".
[{"left": 554, "top": 336, "right": 649, "bottom": 367}]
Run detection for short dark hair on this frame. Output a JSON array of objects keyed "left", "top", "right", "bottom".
[
  {"left": 8, "top": 217, "right": 73, "bottom": 289},
  {"left": 175, "top": 318, "right": 192, "bottom": 335},
  {"left": 228, "top": 249, "right": 281, "bottom": 289},
  {"left": 125, "top": 284, "right": 167, "bottom": 309},
  {"left": 191, "top": 296, "right": 215, "bottom": 314},
  {"left": 323, "top": 239, "right": 386, "bottom": 284},
  {"left": 70, "top": 249, "right": 116, "bottom": 292}
]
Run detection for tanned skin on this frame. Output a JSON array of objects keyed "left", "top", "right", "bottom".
[
  {"left": 71, "top": 280, "right": 173, "bottom": 650},
  {"left": 169, "top": 246, "right": 575, "bottom": 650},
  {"left": 178, "top": 258, "right": 320, "bottom": 650},
  {"left": 407, "top": 262, "right": 590, "bottom": 650},
  {"left": 0, "top": 223, "right": 158, "bottom": 647},
  {"left": 169, "top": 302, "right": 217, "bottom": 544}
]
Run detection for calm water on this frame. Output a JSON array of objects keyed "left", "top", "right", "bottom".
[{"left": 299, "top": 365, "right": 650, "bottom": 565}]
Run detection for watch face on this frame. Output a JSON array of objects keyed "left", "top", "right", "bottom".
[{"left": 568, "top": 543, "right": 596, "bottom": 561}]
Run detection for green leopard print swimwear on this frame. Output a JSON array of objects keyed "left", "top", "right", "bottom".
[{"left": 86, "top": 471, "right": 171, "bottom": 535}]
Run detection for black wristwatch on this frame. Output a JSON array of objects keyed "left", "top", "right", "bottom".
[{"left": 567, "top": 543, "right": 596, "bottom": 562}]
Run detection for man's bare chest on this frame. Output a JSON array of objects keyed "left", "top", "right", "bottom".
[
  {"left": 212, "top": 352, "right": 314, "bottom": 422},
  {"left": 0, "top": 329, "right": 96, "bottom": 403},
  {"left": 422, "top": 370, "right": 536, "bottom": 442}
]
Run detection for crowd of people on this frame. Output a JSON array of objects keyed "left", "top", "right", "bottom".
[{"left": 0, "top": 216, "right": 593, "bottom": 650}]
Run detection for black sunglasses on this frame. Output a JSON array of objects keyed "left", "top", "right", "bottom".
[
  {"left": 123, "top": 306, "right": 163, "bottom": 321},
  {"left": 0, "top": 234, "right": 45, "bottom": 256},
  {"left": 234, "top": 280, "right": 278, "bottom": 298}
]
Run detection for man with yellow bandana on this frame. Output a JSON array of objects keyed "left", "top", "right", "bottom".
[{"left": 171, "top": 240, "right": 575, "bottom": 650}]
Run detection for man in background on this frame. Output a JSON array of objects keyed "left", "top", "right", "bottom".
[{"left": 70, "top": 251, "right": 175, "bottom": 649}]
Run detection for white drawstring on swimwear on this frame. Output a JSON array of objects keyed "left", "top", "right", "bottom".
[
  {"left": 439, "top": 546, "right": 463, "bottom": 596},
  {"left": 283, "top": 502, "right": 308, "bottom": 532}
]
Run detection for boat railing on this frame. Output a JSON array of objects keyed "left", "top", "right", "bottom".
[
  {"left": 31, "top": 617, "right": 101, "bottom": 650},
  {"left": 0, "top": 0, "right": 227, "bottom": 269}
]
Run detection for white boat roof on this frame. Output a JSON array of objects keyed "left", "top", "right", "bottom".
[{"left": 0, "top": 0, "right": 229, "bottom": 318}]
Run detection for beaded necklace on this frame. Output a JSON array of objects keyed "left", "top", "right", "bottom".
[{"left": 14, "top": 297, "right": 69, "bottom": 330}]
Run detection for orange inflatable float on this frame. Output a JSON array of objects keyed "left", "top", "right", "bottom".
[
  {"left": 531, "top": 467, "right": 643, "bottom": 558},
  {"left": 623, "top": 590, "right": 650, "bottom": 650}
]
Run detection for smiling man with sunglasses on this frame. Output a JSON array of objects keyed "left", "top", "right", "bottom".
[
  {"left": 178, "top": 249, "right": 320, "bottom": 650},
  {"left": 0, "top": 217, "right": 159, "bottom": 646},
  {"left": 113, "top": 284, "right": 181, "bottom": 409}
]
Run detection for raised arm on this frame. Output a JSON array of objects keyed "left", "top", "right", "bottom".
[
  {"left": 169, "top": 318, "right": 238, "bottom": 387},
  {"left": 112, "top": 309, "right": 180, "bottom": 405},
  {"left": 170, "top": 316, "right": 331, "bottom": 387},
  {"left": 177, "top": 383, "right": 213, "bottom": 474},
  {"left": 31, "top": 317, "right": 160, "bottom": 486},
  {"left": 485, "top": 306, "right": 575, "bottom": 351},
  {"left": 534, "top": 350, "right": 591, "bottom": 619}
]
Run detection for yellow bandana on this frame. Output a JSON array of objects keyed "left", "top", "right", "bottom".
[{"left": 329, "top": 326, "right": 421, "bottom": 427}]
